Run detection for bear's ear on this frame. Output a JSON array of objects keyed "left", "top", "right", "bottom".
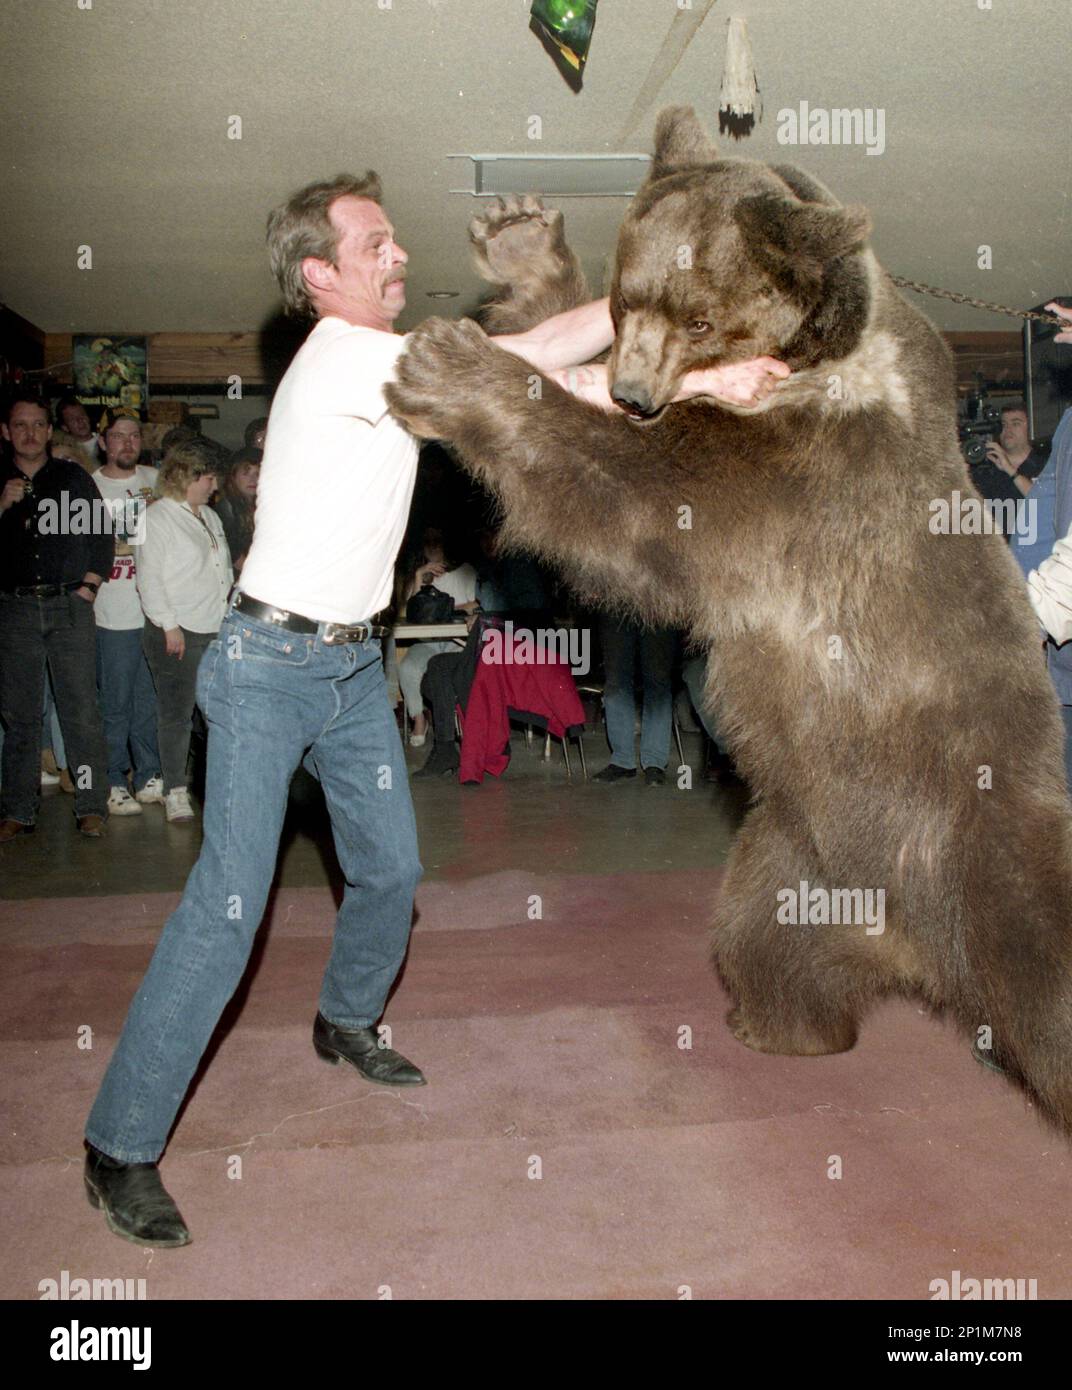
[
  {"left": 769, "top": 164, "right": 839, "bottom": 208},
  {"left": 734, "top": 192, "right": 871, "bottom": 283},
  {"left": 649, "top": 105, "right": 719, "bottom": 180}
]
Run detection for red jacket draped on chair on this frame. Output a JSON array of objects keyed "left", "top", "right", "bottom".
[{"left": 458, "top": 630, "right": 586, "bottom": 784}]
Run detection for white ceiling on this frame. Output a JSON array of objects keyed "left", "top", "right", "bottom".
[{"left": 1, "top": 0, "right": 1069, "bottom": 336}]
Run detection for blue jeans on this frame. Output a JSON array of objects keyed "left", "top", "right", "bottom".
[
  {"left": 86, "top": 609, "right": 422, "bottom": 1163},
  {"left": 1061, "top": 705, "right": 1072, "bottom": 793},
  {"left": 681, "top": 652, "right": 724, "bottom": 751},
  {"left": 600, "top": 618, "right": 676, "bottom": 770},
  {"left": 96, "top": 626, "right": 160, "bottom": 791}
]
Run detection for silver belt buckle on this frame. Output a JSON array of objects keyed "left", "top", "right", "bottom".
[{"left": 323, "top": 622, "right": 366, "bottom": 646}]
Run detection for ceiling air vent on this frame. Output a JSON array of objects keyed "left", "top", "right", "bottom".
[{"left": 449, "top": 153, "right": 651, "bottom": 197}]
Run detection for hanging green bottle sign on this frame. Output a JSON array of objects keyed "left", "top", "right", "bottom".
[{"left": 531, "top": 0, "right": 599, "bottom": 72}]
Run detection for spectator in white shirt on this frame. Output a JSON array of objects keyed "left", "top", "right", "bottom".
[
  {"left": 92, "top": 416, "right": 163, "bottom": 816},
  {"left": 138, "top": 442, "right": 232, "bottom": 823},
  {"left": 399, "top": 526, "right": 479, "bottom": 745}
]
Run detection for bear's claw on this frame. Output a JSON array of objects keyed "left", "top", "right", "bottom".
[
  {"left": 469, "top": 194, "right": 567, "bottom": 286},
  {"left": 386, "top": 317, "right": 496, "bottom": 439}
]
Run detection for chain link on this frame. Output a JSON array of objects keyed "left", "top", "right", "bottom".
[{"left": 889, "top": 276, "right": 1065, "bottom": 327}]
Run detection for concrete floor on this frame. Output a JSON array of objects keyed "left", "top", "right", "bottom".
[
  {"left": 0, "top": 729, "right": 747, "bottom": 901},
  {"left": 3, "top": 727, "right": 1070, "bottom": 1301}
]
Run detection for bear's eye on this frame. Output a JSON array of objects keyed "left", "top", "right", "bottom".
[{"left": 687, "top": 319, "right": 712, "bottom": 337}]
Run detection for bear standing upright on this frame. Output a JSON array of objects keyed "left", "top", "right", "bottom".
[{"left": 386, "top": 106, "right": 1072, "bottom": 1137}]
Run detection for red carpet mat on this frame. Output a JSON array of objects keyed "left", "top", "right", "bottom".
[{"left": 2, "top": 870, "right": 1068, "bottom": 1299}]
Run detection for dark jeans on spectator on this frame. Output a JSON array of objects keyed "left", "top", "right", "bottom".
[
  {"left": 422, "top": 649, "right": 467, "bottom": 749},
  {"left": 0, "top": 591, "right": 109, "bottom": 822},
  {"left": 96, "top": 626, "right": 161, "bottom": 792},
  {"left": 600, "top": 617, "right": 677, "bottom": 771},
  {"left": 143, "top": 621, "right": 215, "bottom": 793}
]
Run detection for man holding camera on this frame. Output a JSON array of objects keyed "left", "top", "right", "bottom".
[{"left": 970, "top": 401, "right": 1049, "bottom": 512}]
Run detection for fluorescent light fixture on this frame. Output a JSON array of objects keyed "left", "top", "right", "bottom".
[{"left": 449, "top": 153, "right": 651, "bottom": 197}]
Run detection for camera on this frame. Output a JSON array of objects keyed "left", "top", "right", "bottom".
[
  {"left": 960, "top": 427, "right": 993, "bottom": 466},
  {"left": 959, "top": 394, "right": 1001, "bottom": 466}
]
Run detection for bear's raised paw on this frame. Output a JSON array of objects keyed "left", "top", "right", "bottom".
[{"left": 469, "top": 194, "right": 570, "bottom": 288}]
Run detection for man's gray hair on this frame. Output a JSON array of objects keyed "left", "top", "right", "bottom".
[{"left": 266, "top": 172, "right": 382, "bottom": 319}]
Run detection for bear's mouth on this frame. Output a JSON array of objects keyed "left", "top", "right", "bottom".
[{"left": 623, "top": 404, "right": 667, "bottom": 426}]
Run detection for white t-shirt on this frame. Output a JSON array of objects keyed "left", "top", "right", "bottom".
[
  {"left": 239, "top": 317, "right": 418, "bottom": 624},
  {"left": 92, "top": 465, "right": 159, "bottom": 631},
  {"left": 418, "top": 563, "right": 477, "bottom": 607}
]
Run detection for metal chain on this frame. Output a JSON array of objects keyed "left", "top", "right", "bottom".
[{"left": 889, "top": 276, "right": 1065, "bottom": 327}]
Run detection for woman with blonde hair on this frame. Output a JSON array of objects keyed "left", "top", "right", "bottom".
[{"left": 137, "top": 441, "right": 232, "bottom": 822}]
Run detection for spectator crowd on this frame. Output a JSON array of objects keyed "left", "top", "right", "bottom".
[
  {"left": 4, "top": 303, "right": 1072, "bottom": 839},
  {"left": 0, "top": 395, "right": 262, "bottom": 838}
]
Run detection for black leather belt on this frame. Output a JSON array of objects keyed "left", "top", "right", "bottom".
[
  {"left": 233, "top": 592, "right": 388, "bottom": 645},
  {"left": 5, "top": 581, "right": 83, "bottom": 599}
]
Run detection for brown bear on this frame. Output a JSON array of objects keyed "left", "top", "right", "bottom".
[{"left": 386, "top": 106, "right": 1072, "bottom": 1137}]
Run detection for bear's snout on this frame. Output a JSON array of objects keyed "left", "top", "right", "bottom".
[{"left": 611, "top": 381, "right": 659, "bottom": 419}]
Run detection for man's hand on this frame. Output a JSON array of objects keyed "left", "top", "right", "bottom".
[
  {"left": 1046, "top": 302, "right": 1072, "bottom": 345},
  {"left": 73, "top": 571, "right": 102, "bottom": 604},
  {"left": 546, "top": 356, "right": 791, "bottom": 413},
  {"left": 419, "top": 562, "right": 447, "bottom": 586},
  {"left": 677, "top": 357, "right": 792, "bottom": 408},
  {"left": 985, "top": 440, "right": 1016, "bottom": 475},
  {"left": 1, "top": 478, "right": 29, "bottom": 512},
  {"left": 165, "top": 627, "right": 185, "bottom": 658}
]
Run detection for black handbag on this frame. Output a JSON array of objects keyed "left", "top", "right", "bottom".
[{"left": 406, "top": 582, "right": 456, "bottom": 624}]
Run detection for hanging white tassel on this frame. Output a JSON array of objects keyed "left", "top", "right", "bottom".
[{"left": 719, "top": 16, "right": 758, "bottom": 118}]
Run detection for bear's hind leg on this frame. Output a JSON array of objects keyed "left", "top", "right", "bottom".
[{"left": 712, "top": 805, "right": 901, "bottom": 1057}]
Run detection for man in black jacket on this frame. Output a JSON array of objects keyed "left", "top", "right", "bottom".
[
  {"left": 0, "top": 391, "right": 113, "bottom": 839},
  {"left": 969, "top": 401, "right": 1049, "bottom": 536}
]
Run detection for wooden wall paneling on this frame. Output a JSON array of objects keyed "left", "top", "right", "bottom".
[
  {"left": 43, "top": 331, "right": 268, "bottom": 387},
  {"left": 38, "top": 328, "right": 1025, "bottom": 393}
]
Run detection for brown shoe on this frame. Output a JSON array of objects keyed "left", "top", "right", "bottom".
[
  {"left": 59, "top": 768, "right": 76, "bottom": 794},
  {"left": 0, "top": 819, "right": 35, "bottom": 843},
  {"left": 77, "top": 815, "right": 106, "bottom": 838}
]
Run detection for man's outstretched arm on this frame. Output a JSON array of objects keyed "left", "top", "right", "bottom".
[
  {"left": 542, "top": 359, "right": 791, "bottom": 412},
  {"left": 492, "top": 297, "right": 614, "bottom": 373},
  {"left": 492, "top": 297, "right": 790, "bottom": 408}
]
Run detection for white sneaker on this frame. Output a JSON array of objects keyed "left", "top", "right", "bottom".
[
  {"left": 136, "top": 776, "right": 165, "bottom": 805},
  {"left": 165, "top": 787, "right": 195, "bottom": 823},
  {"left": 41, "top": 768, "right": 61, "bottom": 787},
  {"left": 108, "top": 786, "right": 143, "bottom": 816}
]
